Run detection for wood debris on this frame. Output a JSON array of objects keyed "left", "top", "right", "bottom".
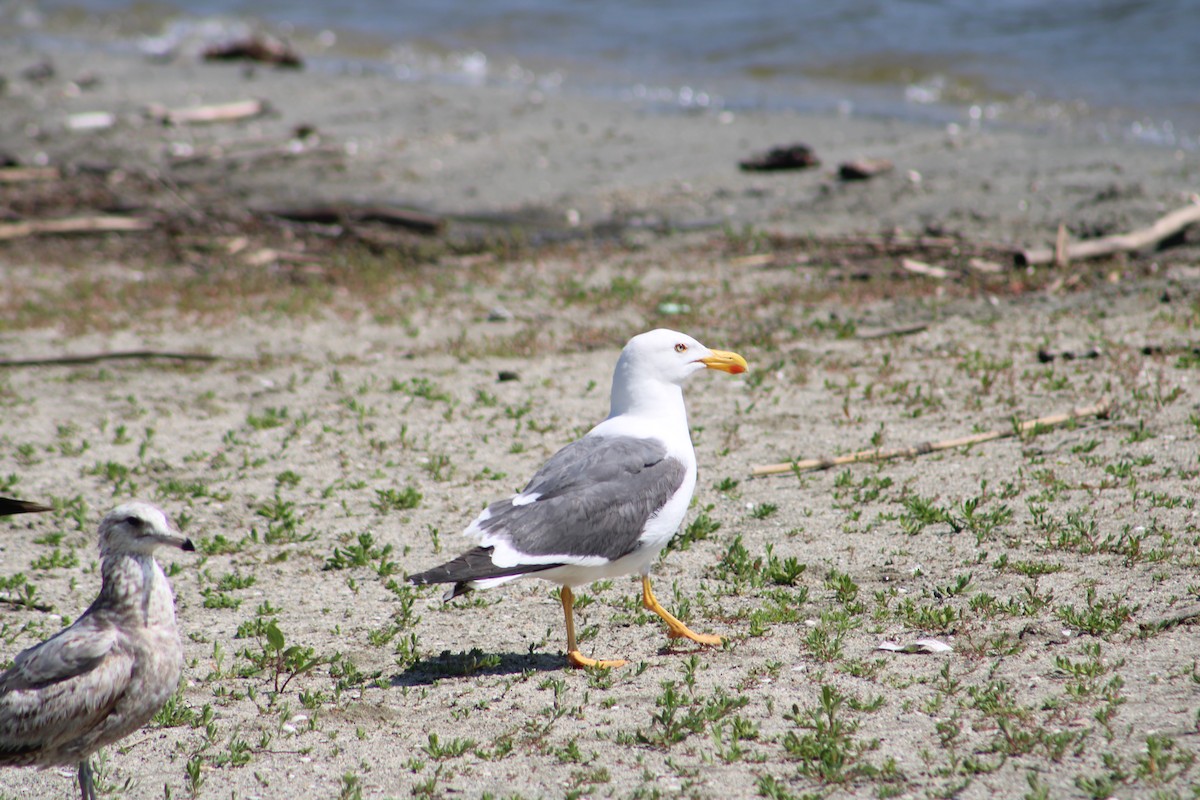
[
  {"left": 1037, "top": 347, "right": 1101, "bottom": 363},
  {"left": 0, "top": 215, "right": 153, "bottom": 241},
  {"left": 900, "top": 258, "right": 953, "bottom": 279},
  {"left": 738, "top": 143, "right": 820, "bottom": 172},
  {"left": 146, "top": 98, "right": 269, "bottom": 126},
  {"left": 751, "top": 398, "right": 1111, "bottom": 477},
  {"left": 262, "top": 203, "right": 446, "bottom": 235},
  {"left": 878, "top": 638, "right": 953, "bottom": 654},
  {"left": 0, "top": 351, "right": 217, "bottom": 368},
  {"left": 1016, "top": 200, "right": 1200, "bottom": 266},
  {"left": 855, "top": 322, "right": 929, "bottom": 340},
  {"left": 0, "top": 166, "right": 60, "bottom": 184},
  {"left": 203, "top": 36, "right": 303, "bottom": 68},
  {"left": 838, "top": 157, "right": 894, "bottom": 180}
]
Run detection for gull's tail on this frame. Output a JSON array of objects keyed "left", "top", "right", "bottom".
[{"left": 408, "top": 547, "right": 559, "bottom": 600}]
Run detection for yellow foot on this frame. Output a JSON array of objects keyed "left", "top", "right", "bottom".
[
  {"left": 566, "top": 650, "right": 627, "bottom": 669},
  {"left": 643, "top": 576, "right": 723, "bottom": 647},
  {"left": 666, "top": 626, "right": 724, "bottom": 646}
]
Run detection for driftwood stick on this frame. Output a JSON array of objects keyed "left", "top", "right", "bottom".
[
  {"left": 1016, "top": 202, "right": 1200, "bottom": 267},
  {"left": 146, "top": 99, "right": 268, "bottom": 125},
  {"left": 901, "top": 258, "right": 954, "bottom": 279},
  {"left": 0, "top": 351, "right": 218, "bottom": 368},
  {"left": 855, "top": 323, "right": 929, "bottom": 340},
  {"left": 0, "top": 216, "right": 153, "bottom": 241},
  {"left": 263, "top": 204, "right": 446, "bottom": 235},
  {"left": 751, "top": 398, "right": 1111, "bottom": 477},
  {"left": 1139, "top": 604, "right": 1200, "bottom": 634},
  {"left": 0, "top": 597, "right": 55, "bottom": 613},
  {"left": 0, "top": 166, "right": 60, "bottom": 184}
]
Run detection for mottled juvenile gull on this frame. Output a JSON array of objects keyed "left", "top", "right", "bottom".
[
  {"left": 410, "top": 329, "right": 747, "bottom": 668},
  {"left": 0, "top": 501, "right": 195, "bottom": 800},
  {"left": 0, "top": 497, "right": 52, "bottom": 516}
]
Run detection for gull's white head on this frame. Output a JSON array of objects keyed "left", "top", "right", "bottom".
[
  {"left": 618, "top": 329, "right": 748, "bottom": 384},
  {"left": 609, "top": 329, "right": 747, "bottom": 416},
  {"left": 98, "top": 501, "right": 196, "bottom": 558}
]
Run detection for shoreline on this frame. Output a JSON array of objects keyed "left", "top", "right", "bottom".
[
  {"left": 20, "top": 1, "right": 1200, "bottom": 151},
  {"left": 2, "top": 31, "right": 1197, "bottom": 249}
]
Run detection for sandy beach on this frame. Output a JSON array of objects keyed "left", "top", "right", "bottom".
[{"left": 2, "top": 32, "right": 1200, "bottom": 800}]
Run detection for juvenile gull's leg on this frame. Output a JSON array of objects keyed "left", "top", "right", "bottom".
[{"left": 78, "top": 759, "right": 96, "bottom": 800}]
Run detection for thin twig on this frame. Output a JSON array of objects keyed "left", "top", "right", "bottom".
[
  {"left": 0, "top": 598, "right": 55, "bottom": 613},
  {"left": 0, "top": 166, "right": 60, "bottom": 184},
  {"left": 0, "top": 351, "right": 218, "bottom": 368},
  {"left": 855, "top": 323, "right": 929, "bottom": 340},
  {"left": 0, "top": 215, "right": 153, "bottom": 241},
  {"left": 1139, "top": 604, "right": 1200, "bottom": 635},
  {"left": 145, "top": 98, "right": 269, "bottom": 126},
  {"left": 751, "top": 398, "right": 1111, "bottom": 477}
]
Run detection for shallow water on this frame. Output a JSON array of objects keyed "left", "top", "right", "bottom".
[{"left": 16, "top": 0, "right": 1200, "bottom": 147}]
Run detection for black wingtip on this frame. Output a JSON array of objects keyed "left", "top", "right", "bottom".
[
  {"left": 407, "top": 546, "right": 561, "bottom": 591},
  {"left": 0, "top": 497, "right": 53, "bottom": 516},
  {"left": 182, "top": 538, "right": 197, "bottom": 552}
]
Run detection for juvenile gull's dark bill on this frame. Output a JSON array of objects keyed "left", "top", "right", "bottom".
[
  {"left": 410, "top": 329, "right": 748, "bottom": 668},
  {"left": 0, "top": 501, "right": 195, "bottom": 800}
]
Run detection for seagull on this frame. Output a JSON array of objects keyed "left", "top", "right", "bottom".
[
  {"left": 410, "top": 329, "right": 748, "bottom": 668},
  {"left": 0, "top": 498, "right": 52, "bottom": 516},
  {"left": 0, "top": 501, "right": 195, "bottom": 800}
]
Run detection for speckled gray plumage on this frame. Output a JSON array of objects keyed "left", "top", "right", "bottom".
[{"left": 0, "top": 501, "right": 193, "bottom": 798}]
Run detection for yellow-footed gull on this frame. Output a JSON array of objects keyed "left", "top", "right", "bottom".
[{"left": 409, "top": 329, "right": 747, "bottom": 668}]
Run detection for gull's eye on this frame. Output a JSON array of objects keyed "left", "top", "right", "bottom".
[
  {"left": 674, "top": 343, "right": 688, "bottom": 353},
  {"left": 124, "top": 516, "right": 142, "bottom": 528}
]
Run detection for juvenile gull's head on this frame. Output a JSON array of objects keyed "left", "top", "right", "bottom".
[{"left": 98, "top": 501, "right": 196, "bottom": 558}]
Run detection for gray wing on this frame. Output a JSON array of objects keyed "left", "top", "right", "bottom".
[
  {"left": 473, "top": 435, "right": 688, "bottom": 562},
  {"left": 0, "top": 617, "right": 133, "bottom": 764}
]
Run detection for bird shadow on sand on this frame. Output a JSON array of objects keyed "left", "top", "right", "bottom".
[{"left": 390, "top": 648, "right": 564, "bottom": 687}]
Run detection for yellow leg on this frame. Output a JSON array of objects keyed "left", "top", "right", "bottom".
[
  {"left": 561, "top": 586, "right": 627, "bottom": 669},
  {"left": 642, "top": 576, "right": 723, "bottom": 646}
]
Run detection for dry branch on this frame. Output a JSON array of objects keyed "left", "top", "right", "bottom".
[
  {"left": 855, "top": 323, "right": 929, "bottom": 340},
  {"left": 751, "top": 398, "right": 1111, "bottom": 477},
  {"left": 900, "top": 258, "right": 954, "bottom": 279},
  {"left": 1139, "top": 604, "right": 1200, "bottom": 634},
  {"left": 263, "top": 203, "right": 446, "bottom": 235},
  {"left": 1016, "top": 201, "right": 1200, "bottom": 266},
  {"left": 0, "top": 215, "right": 153, "bottom": 241},
  {"left": 0, "top": 351, "right": 217, "bottom": 368},
  {"left": 0, "top": 166, "right": 60, "bottom": 183},
  {"left": 839, "top": 158, "right": 893, "bottom": 181},
  {"left": 169, "top": 141, "right": 343, "bottom": 169},
  {"left": 146, "top": 98, "right": 268, "bottom": 125}
]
